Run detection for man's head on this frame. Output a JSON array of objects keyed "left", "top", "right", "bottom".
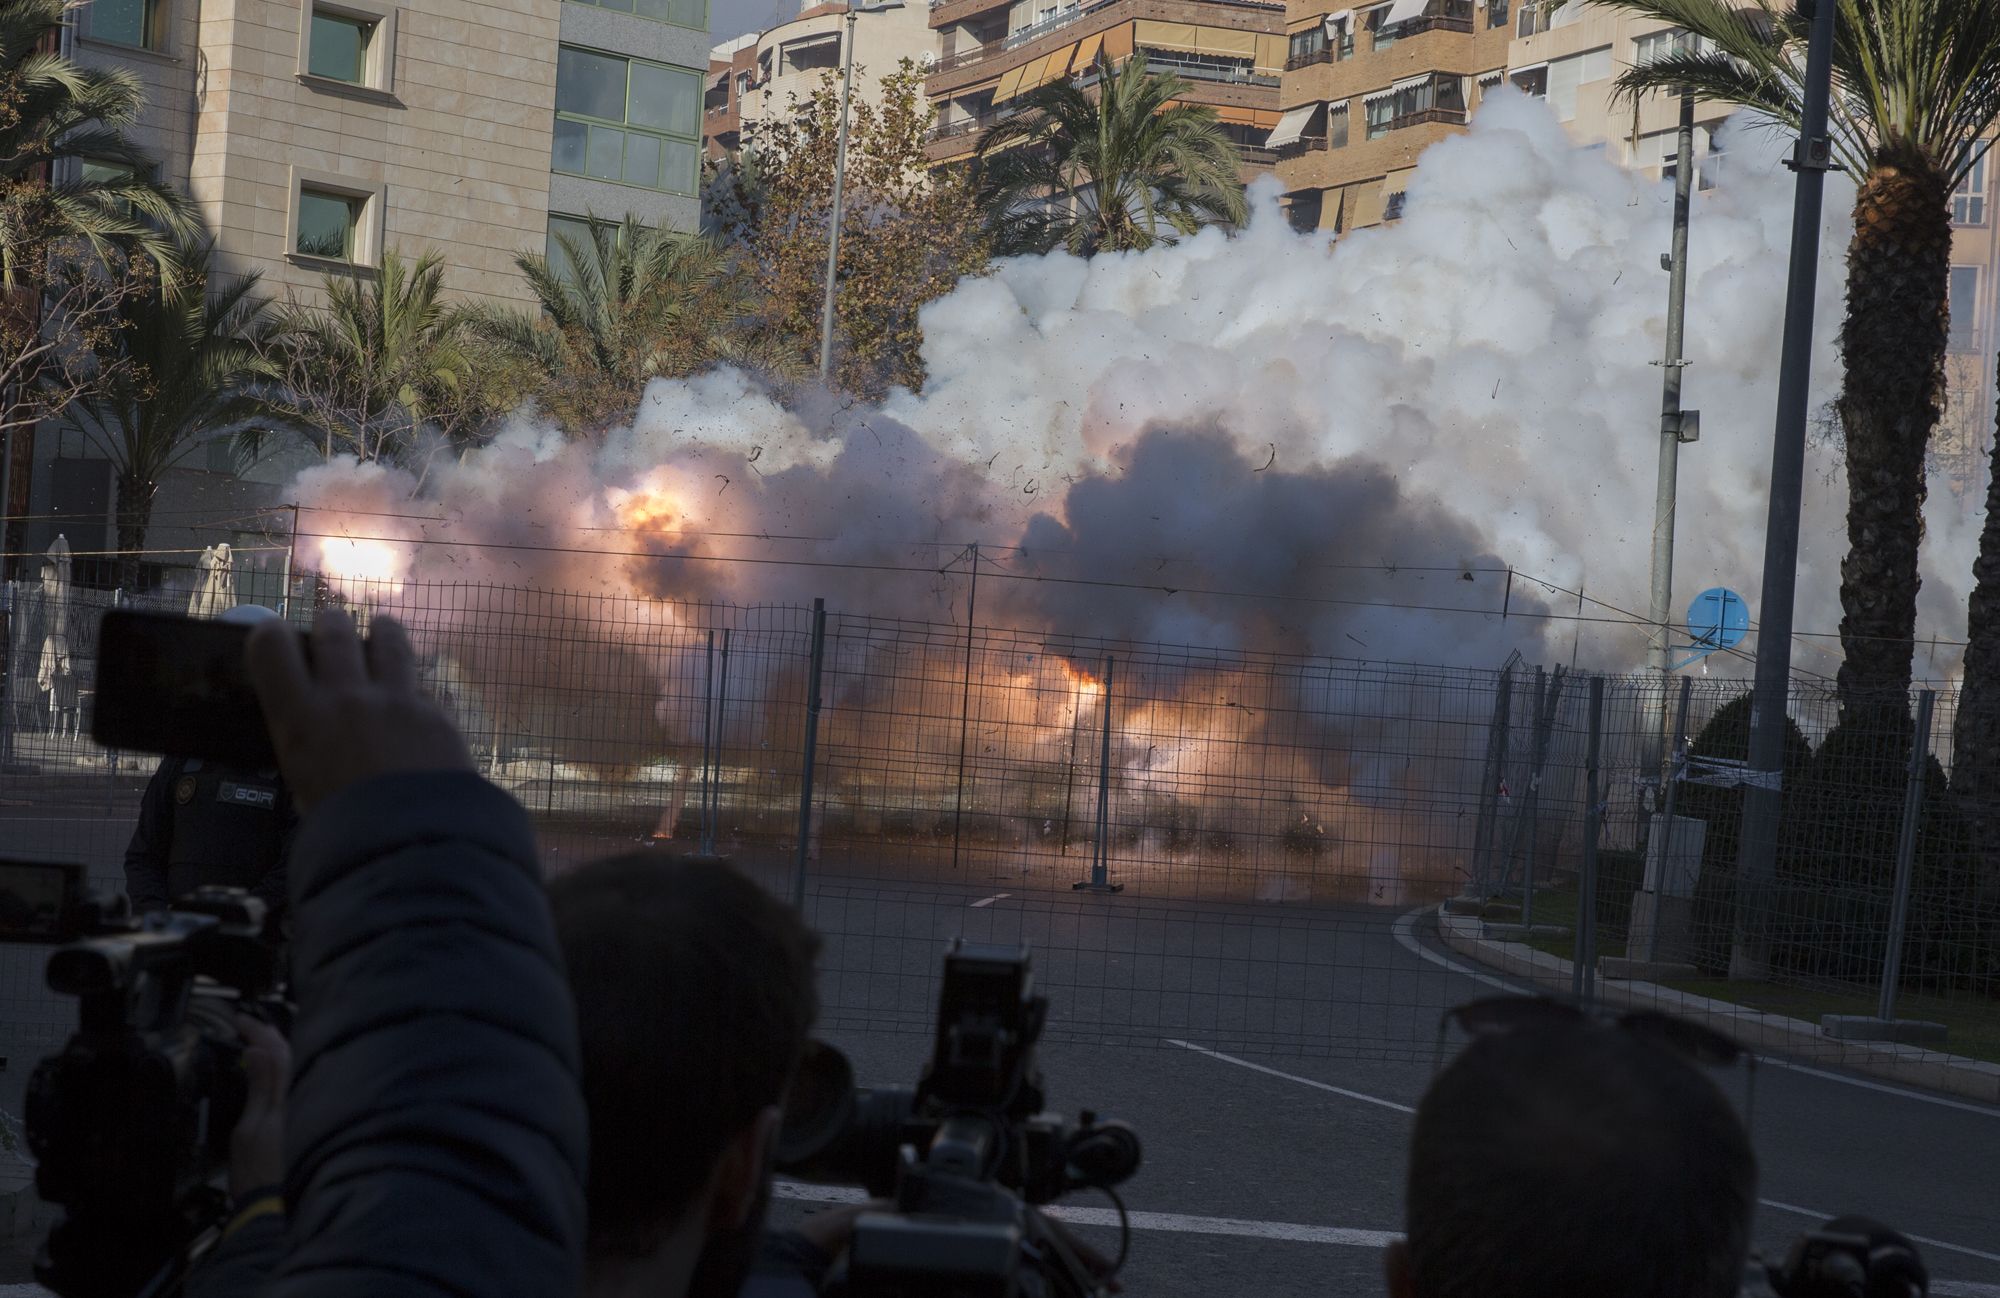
[
  {"left": 550, "top": 854, "right": 819, "bottom": 1296},
  {"left": 1390, "top": 1019, "right": 1756, "bottom": 1298}
]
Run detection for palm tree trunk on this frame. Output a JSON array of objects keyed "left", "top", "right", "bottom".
[
  {"left": 114, "top": 470, "right": 154, "bottom": 593},
  {"left": 1833, "top": 156, "right": 1953, "bottom": 737},
  {"left": 1954, "top": 349, "right": 2000, "bottom": 884}
]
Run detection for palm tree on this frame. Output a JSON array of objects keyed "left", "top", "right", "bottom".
[
  {"left": 61, "top": 237, "right": 273, "bottom": 590},
  {"left": 473, "top": 214, "right": 786, "bottom": 436},
  {"left": 258, "top": 249, "right": 484, "bottom": 464},
  {"left": 1599, "top": 0, "right": 2000, "bottom": 737},
  {"left": 0, "top": 0, "right": 193, "bottom": 288},
  {"left": 973, "top": 53, "right": 1248, "bottom": 257}
]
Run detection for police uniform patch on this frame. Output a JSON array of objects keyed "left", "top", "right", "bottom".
[
  {"left": 174, "top": 775, "right": 197, "bottom": 804},
  {"left": 218, "top": 781, "right": 277, "bottom": 811}
]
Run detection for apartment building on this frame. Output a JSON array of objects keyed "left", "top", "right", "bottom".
[
  {"left": 19, "top": 0, "right": 709, "bottom": 564},
  {"left": 922, "top": 0, "right": 1287, "bottom": 175},
  {"left": 1269, "top": 0, "right": 1508, "bottom": 232}
]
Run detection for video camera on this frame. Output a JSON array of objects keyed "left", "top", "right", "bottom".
[
  {"left": 0, "top": 859, "right": 289, "bottom": 1298},
  {"left": 1750, "top": 1216, "right": 1929, "bottom": 1298},
  {"left": 777, "top": 941, "right": 1141, "bottom": 1298}
]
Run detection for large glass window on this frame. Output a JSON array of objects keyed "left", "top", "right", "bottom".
[
  {"left": 308, "top": 9, "right": 373, "bottom": 82},
  {"left": 91, "top": 0, "right": 162, "bottom": 48},
  {"left": 1286, "top": 26, "right": 1326, "bottom": 68},
  {"left": 1954, "top": 155, "right": 1988, "bottom": 227},
  {"left": 568, "top": 0, "right": 706, "bottom": 31},
  {"left": 297, "top": 188, "right": 361, "bottom": 261},
  {"left": 1950, "top": 266, "right": 1980, "bottom": 353},
  {"left": 553, "top": 46, "right": 702, "bottom": 195}
]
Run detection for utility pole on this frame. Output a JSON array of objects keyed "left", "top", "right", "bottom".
[
  {"left": 1645, "top": 87, "right": 1701, "bottom": 792},
  {"left": 1732, "top": 0, "right": 1838, "bottom": 981},
  {"left": 817, "top": 6, "right": 861, "bottom": 382}
]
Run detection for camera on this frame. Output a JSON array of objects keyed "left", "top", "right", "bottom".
[
  {"left": 777, "top": 941, "right": 1141, "bottom": 1298},
  {"left": 0, "top": 859, "right": 289, "bottom": 1298}
]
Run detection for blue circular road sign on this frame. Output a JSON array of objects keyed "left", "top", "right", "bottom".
[{"left": 1686, "top": 587, "right": 1749, "bottom": 652}]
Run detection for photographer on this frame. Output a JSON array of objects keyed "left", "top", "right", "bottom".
[
  {"left": 123, "top": 605, "right": 297, "bottom": 920},
  {"left": 551, "top": 853, "right": 825, "bottom": 1298},
  {"left": 221, "top": 608, "right": 588, "bottom": 1295},
  {"left": 1389, "top": 998, "right": 1757, "bottom": 1298}
]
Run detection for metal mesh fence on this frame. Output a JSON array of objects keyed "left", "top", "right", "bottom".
[{"left": 1, "top": 556, "right": 1995, "bottom": 1084}]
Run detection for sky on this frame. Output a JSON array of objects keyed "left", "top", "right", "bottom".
[{"left": 709, "top": 0, "right": 794, "bottom": 45}]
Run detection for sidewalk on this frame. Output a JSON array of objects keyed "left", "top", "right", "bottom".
[{"left": 1434, "top": 906, "right": 2000, "bottom": 1105}]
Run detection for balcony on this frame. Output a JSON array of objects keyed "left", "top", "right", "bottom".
[
  {"left": 930, "top": 104, "right": 1021, "bottom": 142},
  {"left": 1386, "top": 106, "right": 1466, "bottom": 130},
  {"left": 1274, "top": 133, "right": 1325, "bottom": 159},
  {"left": 1131, "top": 54, "right": 1278, "bottom": 87},
  {"left": 934, "top": 43, "right": 997, "bottom": 72},
  {"left": 1236, "top": 142, "right": 1276, "bottom": 165}
]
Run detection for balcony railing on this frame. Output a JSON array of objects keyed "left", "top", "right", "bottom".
[
  {"left": 1274, "top": 133, "right": 1326, "bottom": 159},
  {"left": 1236, "top": 143, "right": 1276, "bottom": 165},
  {"left": 1394, "top": 13, "right": 1473, "bottom": 35},
  {"left": 1139, "top": 55, "right": 1279, "bottom": 87},
  {"left": 929, "top": 105, "right": 1021, "bottom": 142},
  {"left": 933, "top": 44, "right": 997, "bottom": 72},
  {"left": 1284, "top": 47, "right": 1330, "bottom": 70},
  {"left": 1386, "top": 105, "right": 1467, "bottom": 130}
]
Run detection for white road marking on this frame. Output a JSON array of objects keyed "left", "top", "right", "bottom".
[
  {"left": 970, "top": 893, "right": 1011, "bottom": 908},
  {"left": 1392, "top": 908, "right": 2000, "bottom": 1119},
  {"left": 1390, "top": 906, "right": 1516, "bottom": 993},
  {"left": 1172, "top": 1003, "right": 2000, "bottom": 1272},
  {"left": 1936, "top": 1285, "right": 2000, "bottom": 1297},
  {"left": 1165, "top": 1039, "right": 1415, "bottom": 1114},
  {"left": 1757, "top": 1200, "right": 2000, "bottom": 1266},
  {"left": 775, "top": 1182, "right": 1399, "bottom": 1247}
]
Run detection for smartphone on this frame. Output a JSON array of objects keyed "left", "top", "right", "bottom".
[
  {"left": 92, "top": 610, "right": 281, "bottom": 766},
  {"left": 0, "top": 860, "right": 86, "bottom": 943}
]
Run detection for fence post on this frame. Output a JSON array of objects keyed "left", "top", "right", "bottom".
[
  {"left": 699, "top": 628, "right": 716, "bottom": 854},
  {"left": 705, "top": 628, "right": 731, "bottom": 857},
  {"left": 1073, "top": 655, "right": 1123, "bottom": 893},
  {"left": 1575, "top": 675, "right": 1605, "bottom": 1006},
  {"left": 951, "top": 543, "right": 979, "bottom": 870},
  {"left": 0, "top": 581, "right": 15, "bottom": 771},
  {"left": 1646, "top": 676, "right": 1693, "bottom": 963},
  {"left": 791, "top": 600, "right": 827, "bottom": 910},
  {"left": 1877, "top": 689, "right": 1935, "bottom": 1024},
  {"left": 1470, "top": 665, "right": 1515, "bottom": 898}
]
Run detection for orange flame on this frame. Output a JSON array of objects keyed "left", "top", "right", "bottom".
[{"left": 1061, "top": 660, "right": 1105, "bottom": 695}]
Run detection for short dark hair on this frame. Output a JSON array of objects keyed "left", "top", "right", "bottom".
[
  {"left": 550, "top": 854, "right": 820, "bottom": 1256},
  {"left": 1406, "top": 1022, "right": 1756, "bottom": 1298}
]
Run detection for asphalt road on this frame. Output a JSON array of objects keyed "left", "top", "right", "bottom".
[{"left": 3, "top": 801, "right": 1997, "bottom": 1296}]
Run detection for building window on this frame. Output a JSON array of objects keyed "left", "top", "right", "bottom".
[
  {"left": 298, "top": 1, "right": 396, "bottom": 91},
  {"left": 308, "top": 10, "right": 373, "bottom": 82},
  {"left": 1383, "top": 190, "right": 1406, "bottom": 221},
  {"left": 1488, "top": 0, "right": 1508, "bottom": 27},
  {"left": 1366, "top": 96, "right": 1394, "bottom": 140},
  {"left": 1285, "top": 190, "right": 1323, "bottom": 234},
  {"left": 1287, "top": 26, "right": 1327, "bottom": 68},
  {"left": 1327, "top": 104, "right": 1349, "bottom": 148},
  {"left": 546, "top": 214, "right": 623, "bottom": 283},
  {"left": 1633, "top": 27, "right": 1714, "bottom": 66},
  {"left": 553, "top": 46, "right": 703, "bottom": 195},
  {"left": 1367, "top": 6, "right": 1396, "bottom": 50},
  {"left": 90, "top": 0, "right": 164, "bottom": 48},
  {"left": 1954, "top": 155, "right": 1988, "bottom": 227},
  {"left": 79, "top": 158, "right": 136, "bottom": 186},
  {"left": 1515, "top": 0, "right": 1551, "bottom": 37},
  {"left": 569, "top": 0, "right": 707, "bottom": 29},
  {"left": 1950, "top": 266, "right": 1979, "bottom": 353},
  {"left": 779, "top": 35, "right": 841, "bottom": 75},
  {"left": 296, "top": 187, "right": 363, "bottom": 261}
]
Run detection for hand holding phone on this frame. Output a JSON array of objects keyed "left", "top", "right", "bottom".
[{"left": 246, "top": 609, "right": 472, "bottom": 811}]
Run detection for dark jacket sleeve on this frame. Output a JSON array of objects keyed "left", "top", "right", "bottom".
[
  {"left": 122, "top": 759, "right": 178, "bottom": 912},
  {"left": 269, "top": 771, "right": 587, "bottom": 1298},
  {"left": 250, "top": 786, "right": 297, "bottom": 917}
]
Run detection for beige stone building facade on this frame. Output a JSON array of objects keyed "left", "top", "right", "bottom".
[{"left": 21, "top": 0, "right": 709, "bottom": 563}]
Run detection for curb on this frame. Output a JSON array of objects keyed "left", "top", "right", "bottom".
[{"left": 1433, "top": 906, "right": 2000, "bottom": 1106}]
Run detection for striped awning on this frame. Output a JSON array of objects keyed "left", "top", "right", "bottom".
[
  {"left": 1266, "top": 102, "right": 1321, "bottom": 148},
  {"left": 993, "top": 63, "right": 1029, "bottom": 101}
]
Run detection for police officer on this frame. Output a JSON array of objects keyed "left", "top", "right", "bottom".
[{"left": 122, "top": 604, "right": 298, "bottom": 918}]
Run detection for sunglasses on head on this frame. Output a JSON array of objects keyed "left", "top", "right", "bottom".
[
  {"left": 1443, "top": 995, "right": 1751, "bottom": 1069},
  {"left": 1437, "top": 996, "right": 1757, "bottom": 1122}
]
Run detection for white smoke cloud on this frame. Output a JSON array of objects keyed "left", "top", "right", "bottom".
[{"left": 291, "top": 90, "right": 1982, "bottom": 679}]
